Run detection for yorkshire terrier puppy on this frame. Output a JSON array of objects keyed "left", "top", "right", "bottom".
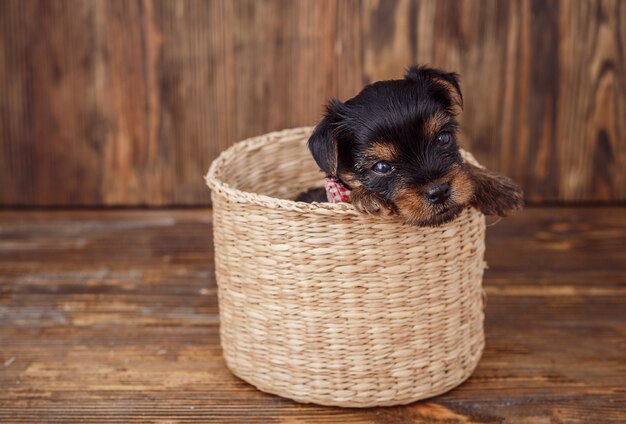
[{"left": 297, "top": 65, "right": 523, "bottom": 227}]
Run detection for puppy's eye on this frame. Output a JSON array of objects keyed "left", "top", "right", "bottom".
[
  {"left": 372, "top": 161, "right": 392, "bottom": 174},
  {"left": 436, "top": 132, "right": 452, "bottom": 144}
]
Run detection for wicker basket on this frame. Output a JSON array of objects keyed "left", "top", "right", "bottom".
[{"left": 205, "top": 127, "right": 486, "bottom": 407}]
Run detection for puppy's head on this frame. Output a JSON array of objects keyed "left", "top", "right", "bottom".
[{"left": 308, "top": 65, "right": 474, "bottom": 226}]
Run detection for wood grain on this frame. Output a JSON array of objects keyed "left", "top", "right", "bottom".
[
  {"left": 0, "top": 207, "right": 625, "bottom": 422},
  {"left": 1, "top": 0, "right": 625, "bottom": 205},
  {"left": 362, "top": 0, "right": 626, "bottom": 202},
  {"left": 0, "top": 0, "right": 104, "bottom": 205}
]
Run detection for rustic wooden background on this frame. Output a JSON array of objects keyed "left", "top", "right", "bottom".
[{"left": 1, "top": 0, "right": 625, "bottom": 206}]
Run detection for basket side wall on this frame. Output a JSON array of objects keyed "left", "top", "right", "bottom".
[{"left": 212, "top": 192, "right": 486, "bottom": 407}]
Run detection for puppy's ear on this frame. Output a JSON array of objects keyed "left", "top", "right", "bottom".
[
  {"left": 308, "top": 98, "right": 346, "bottom": 176},
  {"left": 405, "top": 65, "right": 463, "bottom": 112}
]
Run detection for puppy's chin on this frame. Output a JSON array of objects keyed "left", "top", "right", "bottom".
[{"left": 396, "top": 201, "right": 467, "bottom": 227}]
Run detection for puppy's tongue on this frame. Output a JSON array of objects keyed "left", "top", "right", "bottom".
[{"left": 324, "top": 178, "right": 351, "bottom": 203}]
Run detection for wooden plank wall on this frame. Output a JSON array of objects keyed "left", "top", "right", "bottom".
[{"left": 1, "top": 0, "right": 625, "bottom": 206}]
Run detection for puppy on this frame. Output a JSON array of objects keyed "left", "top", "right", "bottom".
[{"left": 298, "top": 65, "right": 523, "bottom": 227}]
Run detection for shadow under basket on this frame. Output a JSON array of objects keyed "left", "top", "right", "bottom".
[{"left": 205, "top": 127, "right": 487, "bottom": 407}]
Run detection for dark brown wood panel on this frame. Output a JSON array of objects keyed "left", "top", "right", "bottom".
[
  {"left": 362, "top": 0, "right": 626, "bottom": 202},
  {"left": 1, "top": 0, "right": 625, "bottom": 205},
  {"left": 0, "top": 0, "right": 105, "bottom": 205},
  {"left": 152, "top": 0, "right": 228, "bottom": 205},
  {"left": 0, "top": 207, "right": 625, "bottom": 422}
]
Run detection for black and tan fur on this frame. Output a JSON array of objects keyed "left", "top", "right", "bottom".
[{"left": 298, "top": 66, "right": 523, "bottom": 227}]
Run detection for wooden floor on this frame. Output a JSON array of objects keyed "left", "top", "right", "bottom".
[{"left": 1, "top": 207, "right": 625, "bottom": 423}]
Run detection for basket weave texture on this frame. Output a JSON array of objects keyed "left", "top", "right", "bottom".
[{"left": 205, "top": 127, "right": 486, "bottom": 407}]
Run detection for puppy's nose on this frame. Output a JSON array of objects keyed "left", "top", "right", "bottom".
[{"left": 424, "top": 182, "right": 451, "bottom": 204}]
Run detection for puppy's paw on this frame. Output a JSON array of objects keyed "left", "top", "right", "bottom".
[
  {"left": 476, "top": 176, "right": 524, "bottom": 216},
  {"left": 468, "top": 165, "right": 524, "bottom": 217},
  {"left": 350, "top": 187, "right": 395, "bottom": 217}
]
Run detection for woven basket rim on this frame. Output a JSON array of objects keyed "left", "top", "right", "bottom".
[{"left": 205, "top": 126, "right": 478, "bottom": 217}]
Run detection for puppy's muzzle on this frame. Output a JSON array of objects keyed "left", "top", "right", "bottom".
[{"left": 424, "top": 182, "right": 451, "bottom": 204}]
